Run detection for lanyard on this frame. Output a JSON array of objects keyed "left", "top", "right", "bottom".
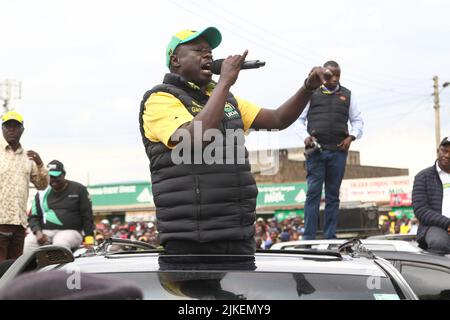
[{"left": 320, "top": 84, "right": 340, "bottom": 95}]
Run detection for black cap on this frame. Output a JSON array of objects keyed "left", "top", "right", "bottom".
[
  {"left": 440, "top": 136, "right": 450, "bottom": 147},
  {"left": 47, "top": 160, "right": 65, "bottom": 177}
]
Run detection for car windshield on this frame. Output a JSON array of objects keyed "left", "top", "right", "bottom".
[{"left": 100, "top": 271, "right": 401, "bottom": 300}]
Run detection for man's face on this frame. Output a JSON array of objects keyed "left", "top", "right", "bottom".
[
  {"left": 2, "top": 121, "right": 23, "bottom": 145},
  {"left": 172, "top": 37, "right": 213, "bottom": 87},
  {"left": 50, "top": 174, "right": 66, "bottom": 191},
  {"left": 324, "top": 66, "right": 341, "bottom": 89},
  {"left": 438, "top": 144, "right": 450, "bottom": 172}
]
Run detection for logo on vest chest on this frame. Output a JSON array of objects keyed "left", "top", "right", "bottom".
[
  {"left": 339, "top": 95, "right": 347, "bottom": 102},
  {"left": 190, "top": 100, "right": 204, "bottom": 114},
  {"left": 224, "top": 102, "right": 240, "bottom": 119},
  {"left": 190, "top": 100, "right": 240, "bottom": 119}
]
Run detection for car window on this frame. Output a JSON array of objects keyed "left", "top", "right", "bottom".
[
  {"left": 400, "top": 263, "right": 450, "bottom": 300},
  {"left": 102, "top": 272, "right": 402, "bottom": 300}
]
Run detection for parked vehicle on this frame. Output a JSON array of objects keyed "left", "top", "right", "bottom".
[
  {"left": 270, "top": 238, "right": 450, "bottom": 300},
  {"left": 0, "top": 239, "right": 417, "bottom": 300},
  {"left": 270, "top": 239, "right": 420, "bottom": 252},
  {"left": 369, "top": 250, "right": 450, "bottom": 300},
  {"left": 367, "top": 234, "right": 417, "bottom": 242}
]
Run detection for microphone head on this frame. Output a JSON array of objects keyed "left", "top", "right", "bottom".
[
  {"left": 210, "top": 59, "right": 266, "bottom": 74},
  {"left": 211, "top": 59, "right": 224, "bottom": 75}
]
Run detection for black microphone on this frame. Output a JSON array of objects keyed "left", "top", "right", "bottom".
[{"left": 210, "top": 59, "right": 266, "bottom": 75}]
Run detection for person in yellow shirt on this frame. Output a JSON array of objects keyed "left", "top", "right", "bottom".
[{"left": 138, "top": 26, "right": 331, "bottom": 255}]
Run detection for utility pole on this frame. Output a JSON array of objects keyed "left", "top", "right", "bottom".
[
  {"left": 433, "top": 76, "right": 441, "bottom": 150},
  {"left": 0, "top": 79, "right": 22, "bottom": 113}
]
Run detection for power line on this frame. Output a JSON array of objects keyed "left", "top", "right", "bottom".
[
  {"left": 197, "top": 0, "right": 323, "bottom": 62},
  {"left": 196, "top": 0, "right": 428, "bottom": 84},
  {"left": 360, "top": 95, "right": 430, "bottom": 112},
  {"left": 366, "top": 95, "right": 431, "bottom": 122},
  {"left": 169, "top": 0, "right": 432, "bottom": 97},
  {"left": 165, "top": 0, "right": 438, "bottom": 126},
  {"left": 166, "top": 0, "right": 316, "bottom": 68},
  {"left": 345, "top": 78, "right": 430, "bottom": 97}
]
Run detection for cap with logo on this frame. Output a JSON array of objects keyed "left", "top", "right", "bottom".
[
  {"left": 47, "top": 160, "right": 65, "bottom": 177},
  {"left": 2, "top": 111, "right": 24, "bottom": 125},
  {"left": 166, "top": 27, "right": 222, "bottom": 68},
  {"left": 440, "top": 136, "right": 450, "bottom": 147}
]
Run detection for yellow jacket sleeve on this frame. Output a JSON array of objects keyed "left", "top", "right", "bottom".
[
  {"left": 142, "top": 92, "right": 194, "bottom": 148},
  {"left": 234, "top": 96, "right": 262, "bottom": 132}
]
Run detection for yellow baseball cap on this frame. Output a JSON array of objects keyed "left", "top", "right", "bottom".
[
  {"left": 166, "top": 27, "right": 222, "bottom": 68},
  {"left": 2, "top": 111, "right": 24, "bottom": 125}
]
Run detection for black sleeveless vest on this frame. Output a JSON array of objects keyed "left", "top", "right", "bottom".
[
  {"left": 139, "top": 74, "right": 257, "bottom": 244},
  {"left": 307, "top": 86, "right": 351, "bottom": 151}
]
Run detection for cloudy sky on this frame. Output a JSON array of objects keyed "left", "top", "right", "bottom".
[{"left": 1, "top": 0, "right": 449, "bottom": 185}]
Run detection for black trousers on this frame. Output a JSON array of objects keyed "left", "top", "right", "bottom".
[
  {"left": 0, "top": 225, "right": 25, "bottom": 262},
  {"left": 425, "top": 226, "right": 450, "bottom": 254}
]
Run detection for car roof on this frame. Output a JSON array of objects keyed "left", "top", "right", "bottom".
[
  {"left": 270, "top": 239, "right": 420, "bottom": 252},
  {"left": 52, "top": 251, "right": 388, "bottom": 277},
  {"left": 367, "top": 234, "right": 417, "bottom": 241},
  {"left": 372, "top": 250, "right": 450, "bottom": 268}
]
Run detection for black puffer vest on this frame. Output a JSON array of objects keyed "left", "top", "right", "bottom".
[
  {"left": 139, "top": 74, "right": 257, "bottom": 245},
  {"left": 307, "top": 86, "right": 351, "bottom": 151}
]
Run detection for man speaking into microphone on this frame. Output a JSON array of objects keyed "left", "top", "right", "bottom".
[{"left": 139, "top": 26, "right": 331, "bottom": 255}]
